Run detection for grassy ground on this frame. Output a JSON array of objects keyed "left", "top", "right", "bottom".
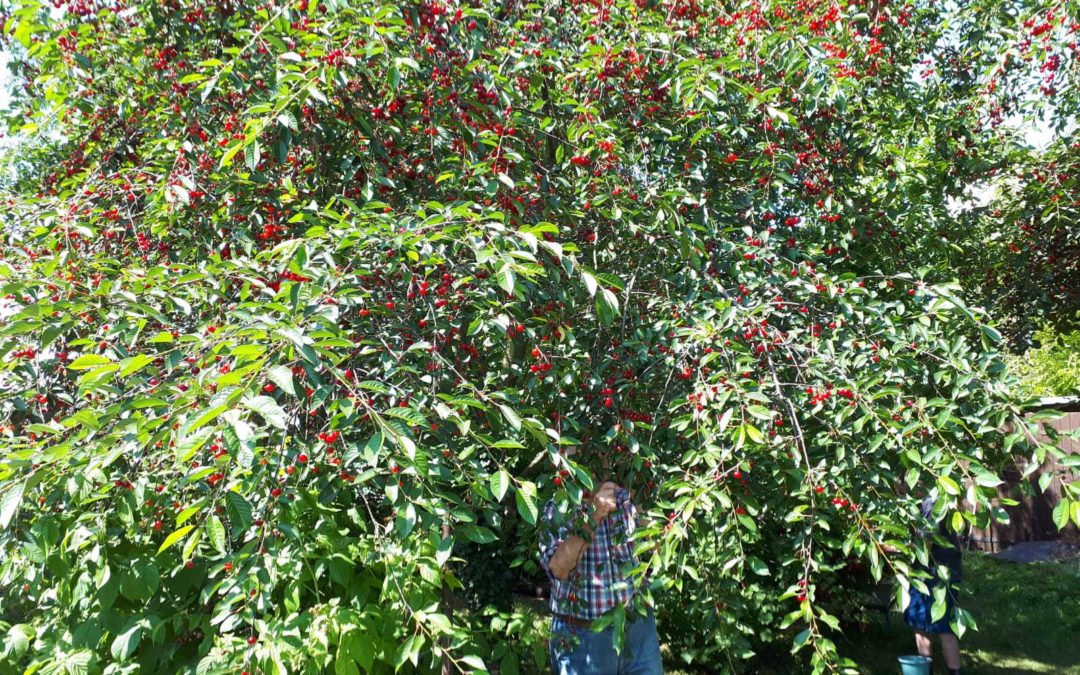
[
  {"left": 519, "top": 552, "right": 1080, "bottom": 674},
  {"left": 841, "top": 553, "right": 1080, "bottom": 674}
]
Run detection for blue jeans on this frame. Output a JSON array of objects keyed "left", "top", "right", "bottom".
[{"left": 549, "top": 610, "right": 664, "bottom": 674}]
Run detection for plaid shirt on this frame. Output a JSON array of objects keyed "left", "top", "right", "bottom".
[{"left": 538, "top": 488, "right": 641, "bottom": 620}]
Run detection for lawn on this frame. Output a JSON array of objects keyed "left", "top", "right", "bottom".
[
  {"left": 519, "top": 552, "right": 1080, "bottom": 674},
  {"left": 841, "top": 553, "right": 1080, "bottom": 675}
]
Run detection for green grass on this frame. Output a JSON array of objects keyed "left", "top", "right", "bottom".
[
  {"left": 841, "top": 553, "right": 1080, "bottom": 674},
  {"left": 517, "top": 553, "right": 1080, "bottom": 674}
]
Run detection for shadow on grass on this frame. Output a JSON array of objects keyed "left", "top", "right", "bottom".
[{"left": 841, "top": 553, "right": 1080, "bottom": 675}]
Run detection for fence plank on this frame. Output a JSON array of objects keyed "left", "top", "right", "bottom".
[{"left": 969, "top": 404, "right": 1080, "bottom": 552}]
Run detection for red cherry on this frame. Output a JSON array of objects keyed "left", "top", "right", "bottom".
[
  {"left": 385, "top": 301, "right": 395, "bottom": 310},
  {"left": 271, "top": 488, "right": 282, "bottom": 497},
  {"left": 247, "top": 635, "right": 257, "bottom": 645},
  {"left": 297, "top": 453, "right": 308, "bottom": 464}
]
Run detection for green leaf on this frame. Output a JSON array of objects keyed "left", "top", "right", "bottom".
[
  {"left": 278, "top": 111, "right": 299, "bottom": 131},
  {"left": 176, "top": 501, "right": 204, "bottom": 527},
  {"left": 459, "top": 655, "right": 489, "bottom": 672},
  {"left": 385, "top": 407, "right": 426, "bottom": 426},
  {"left": 1053, "top": 499, "right": 1071, "bottom": 530},
  {"left": 245, "top": 140, "right": 261, "bottom": 172},
  {"left": 498, "top": 404, "right": 521, "bottom": 432},
  {"left": 582, "top": 270, "right": 599, "bottom": 296},
  {"left": 110, "top": 622, "right": 143, "bottom": 661},
  {"left": 746, "top": 405, "right": 772, "bottom": 420},
  {"left": 496, "top": 262, "right": 515, "bottom": 295},
  {"left": 394, "top": 634, "right": 422, "bottom": 671},
  {"left": 268, "top": 365, "right": 298, "bottom": 395},
  {"left": 973, "top": 470, "right": 1003, "bottom": 488},
  {"left": 744, "top": 423, "right": 764, "bottom": 444},
  {"left": 937, "top": 475, "right": 961, "bottom": 496},
  {"left": 182, "top": 528, "right": 202, "bottom": 562},
  {"left": 980, "top": 324, "right": 1002, "bottom": 344},
  {"left": 226, "top": 492, "right": 253, "bottom": 533},
  {"left": 793, "top": 628, "right": 811, "bottom": 651},
  {"left": 593, "top": 272, "right": 625, "bottom": 291},
  {"left": 206, "top": 515, "right": 227, "bottom": 555},
  {"left": 243, "top": 395, "right": 287, "bottom": 429},
  {"left": 515, "top": 481, "right": 538, "bottom": 525},
  {"left": 120, "top": 560, "right": 159, "bottom": 601},
  {"left": 747, "top": 556, "right": 770, "bottom": 576},
  {"left": 157, "top": 525, "right": 195, "bottom": 555},
  {"left": 335, "top": 643, "right": 361, "bottom": 675},
  {"left": 490, "top": 470, "right": 511, "bottom": 502},
  {"left": 435, "top": 535, "right": 454, "bottom": 566},
  {"left": 118, "top": 354, "right": 154, "bottom": 377},
  {"left": 596, "top": 287, "right": 619, "bottom": 325},
  {"left": 188, "top": 405, "right": 229, "bottom": 435},
  {"left": 60, "top": 649, "right": 93, "bottom": 675},
  {"left": 3, "top": 625, "right": 32, "bottom": 659},
  {"left": 0, "top": 481, "right": 25, "bottom": 531},
  {"left": 176, "top": 428, "right": 214, "bottom": 463},
  {"left": 460, "top": 525, "right": 497, "bottom": 544},
  {"left": 68, "top": 354, "right": 113, "bottom": 370}
]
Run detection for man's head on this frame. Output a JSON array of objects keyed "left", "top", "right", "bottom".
[{"left": 561, "top": 443, "right": 614, "bottom": 482}]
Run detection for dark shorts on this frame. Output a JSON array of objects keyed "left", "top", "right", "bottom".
[{"left": 903, "top": 580, "right": 959, "bottom": 635}]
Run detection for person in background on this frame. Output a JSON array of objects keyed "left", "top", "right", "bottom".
[
  {"left": 903, "top": 492, "right": 964, "bottom": 675},
  {"left": 538, "top": 461, "right": 662, "bottom": 675}
]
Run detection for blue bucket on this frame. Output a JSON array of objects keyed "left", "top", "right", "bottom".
[{"left": 897, "top": 655, "right": 931, "bottom": 675}]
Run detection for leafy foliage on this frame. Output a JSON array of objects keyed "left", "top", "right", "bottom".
[
  {"left": 954, "top": 138, "right": 1080, "bottom": 352},
  {"left": 0, "top": 1, "right": 1077, "bottom": 674},
  {"left": 1006, "top": 326, "right": 1080, "bottom": 398}
]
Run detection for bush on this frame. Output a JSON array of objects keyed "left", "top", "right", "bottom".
[
  {"left": 1006, "top": 326, "right": 1080, "bottom": 398},
  {"left": 0, "top": 1, "right": 1076, "bottom": 674}
]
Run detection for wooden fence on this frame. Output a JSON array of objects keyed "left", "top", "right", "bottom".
[{"left": 969, "top": 398, "right": 1080, "bottom": 553}]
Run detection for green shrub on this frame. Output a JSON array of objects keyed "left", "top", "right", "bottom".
[{"left": 1006, "top": 327, "right": 1080, "bottom": 398}]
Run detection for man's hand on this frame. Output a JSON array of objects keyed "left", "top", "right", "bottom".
[
  {"left": 545, "top": 482, "right": 622, "bottom": 580},
  {"left": 589, "top": 481, "right": 619, "bottom": 525}
]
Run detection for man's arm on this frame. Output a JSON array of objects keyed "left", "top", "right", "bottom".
[{"left": 544, "top": 481, "right": 618, "bottom": 580}]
